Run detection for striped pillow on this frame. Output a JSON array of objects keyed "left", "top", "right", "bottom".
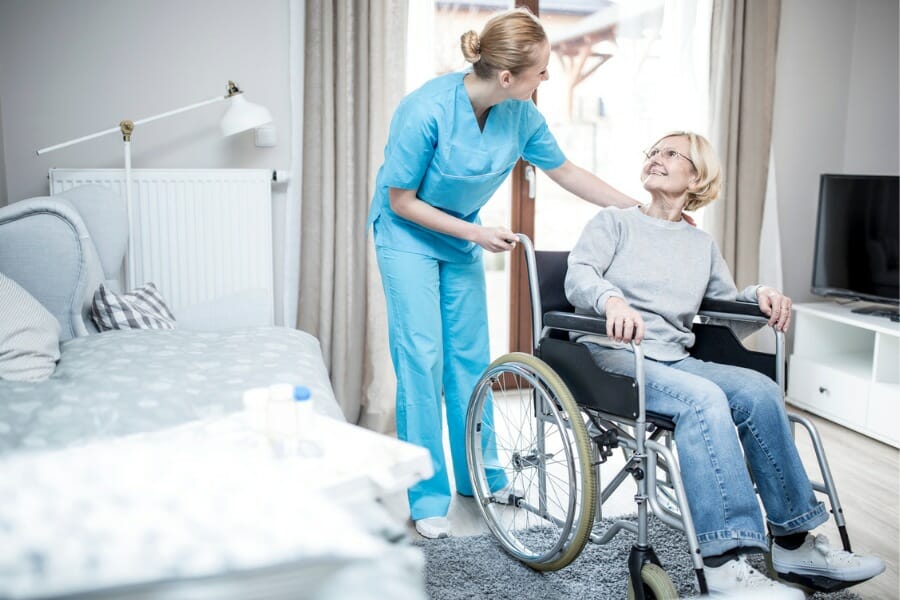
[{"left": 90, "top": 282, "right": 176, "bottom": 331}]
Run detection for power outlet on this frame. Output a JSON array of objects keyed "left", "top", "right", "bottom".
[{"left": 255, "top": 125, "right": 277, "bottom": 148}]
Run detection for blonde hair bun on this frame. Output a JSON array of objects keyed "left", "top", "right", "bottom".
[
  {"left": 460, "top": 8, "right": 547, "bottom": 77},
  {"left": 460, "top": 30, "right": 481, "bottom": 63}
]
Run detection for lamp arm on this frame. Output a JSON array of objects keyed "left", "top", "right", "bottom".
[
  {"left": 36, "top": 93, "right": 228, "bottom": 156},
  {"left": 36, "top": 123, "right": 123, "bottom": 155},
  {"left": 132, "top": 94, "right": 226, "bottom": 129}
]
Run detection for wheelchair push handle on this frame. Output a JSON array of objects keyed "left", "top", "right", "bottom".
[{"left": 512, "top": 234, "right": 542, "bottom": 354}]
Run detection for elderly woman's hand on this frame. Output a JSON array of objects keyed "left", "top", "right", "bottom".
[
  {"left": 604, "top": 297, "right": 645, "bottom": 344},
  {"left": 757, "top": 286, "right": 793, "bottom": 331}
]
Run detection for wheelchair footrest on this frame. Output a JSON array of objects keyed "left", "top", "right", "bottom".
[{"left": 776, "top": 570, "right": 873, "bottom": 594}]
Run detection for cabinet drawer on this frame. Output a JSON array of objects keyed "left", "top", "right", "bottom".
[
  {"left": 866, "top": 383, "right": 900, "bottom": 445},
  {"left": 787, "top": 357, "right": 868, "bottom": 428}
]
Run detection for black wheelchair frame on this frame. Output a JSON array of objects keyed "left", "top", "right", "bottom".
[{"left": 465, "top": 234, "right": 851, "bottom": 599}]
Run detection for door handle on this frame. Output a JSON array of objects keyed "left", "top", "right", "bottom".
[{"left": 524, "top": 165, "right": 536, "bottom": 199}]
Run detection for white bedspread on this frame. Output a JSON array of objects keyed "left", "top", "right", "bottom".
[{"left": 0, "top": 412, "right": 430, "bottom": 599}]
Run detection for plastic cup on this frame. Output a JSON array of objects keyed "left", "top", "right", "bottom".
[{"left": 242, "top": 387, "right": 270, "bottom": 433}]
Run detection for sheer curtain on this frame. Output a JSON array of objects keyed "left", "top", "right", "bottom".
[
  {"left": 294, "top": 0, "right": 407, "bottom": 427},
  {"left": 707, "top": 0, "right": 781, "bottom": 288}
]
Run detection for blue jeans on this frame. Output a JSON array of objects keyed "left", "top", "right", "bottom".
[{"left": 585, "top": 344, "right": 828, "bottom": 557}]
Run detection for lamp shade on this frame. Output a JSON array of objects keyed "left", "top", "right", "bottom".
[{"left": 220, "top": 94, "right": 273, "bottom": 136}]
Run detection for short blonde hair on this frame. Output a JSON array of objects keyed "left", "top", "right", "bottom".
[
  {"left": 649, "top": 131, "right": 722, "bottom": 211},
  {"left": 460, "top": 7, "right": 547, "bottom": 78}
]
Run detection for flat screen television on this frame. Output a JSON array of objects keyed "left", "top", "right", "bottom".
[{"left": 811, "top": 174, "right": 899, "bottom": 314}]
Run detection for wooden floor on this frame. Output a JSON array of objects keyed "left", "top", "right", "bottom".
[
  {"left": 788, "top": 408, "right": 899, "bottom": 599},
  {"left": 382, "top": 407, "right": 899, "bottom": 599}
]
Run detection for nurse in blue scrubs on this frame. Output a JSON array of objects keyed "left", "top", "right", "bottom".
[{"left": 368, "top": 8, "right": 637, "bottom": 539}]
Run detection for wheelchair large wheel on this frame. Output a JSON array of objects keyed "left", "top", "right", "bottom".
[
  {"left": 626, "top": 563, "right": 678, "bottom": 600},
  {"left": 466, "top": 352, "right": 596, "bottom": 571}
]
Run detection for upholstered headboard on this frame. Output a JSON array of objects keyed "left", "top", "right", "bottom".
[{"left": 0, "top": 185, "right": 127, "bottom": 341}]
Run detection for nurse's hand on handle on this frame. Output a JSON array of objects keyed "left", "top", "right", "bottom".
[{"left": 474, "top": 225, "right": 518, "bottom": 252}]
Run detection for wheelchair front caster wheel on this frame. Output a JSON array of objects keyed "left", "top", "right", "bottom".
[{"left": 626, "top": 563, "right": 678, "bottom": 600}]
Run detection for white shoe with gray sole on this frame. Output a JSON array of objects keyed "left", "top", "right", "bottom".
[{"left": 772, "top": 534, "right": 885, "bottom": 582}]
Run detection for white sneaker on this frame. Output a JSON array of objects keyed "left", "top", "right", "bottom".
[
  {"left": 414, "top": 516, "right": 450, "bottom": 539},
  {"left": 493, "top": 480, "right": 525, "bottom": 505},
  {"left": 704, "top": 556, "right": 805, "bottom": 599},
  {"left": 773, "top": 534, "right": 885, "bottom": 582}
]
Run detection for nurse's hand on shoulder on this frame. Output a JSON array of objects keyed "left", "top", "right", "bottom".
[{"left": 473, "top": 225, "right": 518, "bottom": 253}]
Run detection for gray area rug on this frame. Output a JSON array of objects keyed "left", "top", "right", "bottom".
[{"left": 417, "top": 515, "right": 862, "bottom": 600}]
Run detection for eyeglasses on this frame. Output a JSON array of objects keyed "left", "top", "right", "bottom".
[{"left": 642, "top": 147, "right": 695, "bottom": 169}]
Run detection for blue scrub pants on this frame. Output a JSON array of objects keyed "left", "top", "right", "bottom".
[{"left": 376, "top": 245, "right": 503, "bottom": 520}]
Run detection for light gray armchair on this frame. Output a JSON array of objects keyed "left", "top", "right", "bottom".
[{"left": 0, "top": 185, "right": 124, "bottom": 340}]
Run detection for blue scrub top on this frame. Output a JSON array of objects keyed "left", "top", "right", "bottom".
[{"left": 368, "top": 71, "right": 566, "bottom": 263}]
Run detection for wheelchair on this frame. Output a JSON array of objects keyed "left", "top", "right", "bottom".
[{"left": 465, "top": 234, "right": 852, "bottom": 599}]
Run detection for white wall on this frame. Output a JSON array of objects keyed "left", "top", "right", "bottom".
[
  {"left": 842, "top": 0, "right": 900, "bottom": 172},
  {"left": 773, "top": 0, "right": 899, "bottom": 304},
  {"left": 0, "top": 92, "right": 7, "bottom": 207},
  {"left": 0, "top": 0, "right": 291, "bottom": 203}
]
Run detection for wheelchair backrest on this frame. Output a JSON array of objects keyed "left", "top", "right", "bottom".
[
  {"left": 691, "top": 324, "right": 777, "bottom": 381},
  {"left": 535, "top": 250, "right": 574, "bottom": 314}
]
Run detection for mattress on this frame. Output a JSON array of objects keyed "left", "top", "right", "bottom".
[{"left": 0, "top": 327, "right": 344, "bottom": 453}]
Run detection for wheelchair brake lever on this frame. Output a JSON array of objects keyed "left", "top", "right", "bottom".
[{"left": 591, "top": 428, "right": 618, "bottom": 463}]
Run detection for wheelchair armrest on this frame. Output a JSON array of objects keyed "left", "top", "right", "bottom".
[
  {"left": 550, "top": 301, "right": 767, "bottom": 327},
  {"left": 543, "top": 311, "right": 607, "bottom": 335},
  {"left": 699, "top": 298, "right": 768, "bottom": 323}
]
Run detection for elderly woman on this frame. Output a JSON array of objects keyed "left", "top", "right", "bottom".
[{"left": 565, "top": 131, "right": 884, "bottom": 598}]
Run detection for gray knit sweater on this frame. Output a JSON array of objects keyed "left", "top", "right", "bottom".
[{"left": 564, "top": 206, "right": 759, "bottom": 361}]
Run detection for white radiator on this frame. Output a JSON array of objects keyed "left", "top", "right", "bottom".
[{"left": 49, "top": 168, "right": 274, "bottom": 324}]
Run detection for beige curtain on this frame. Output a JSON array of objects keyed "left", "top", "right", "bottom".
[
  {"left": 299, "top": 0, "right": 407, "bottom": 428},
  {"left": 707, "top": 0, "right": 780, "bottom": 288}
]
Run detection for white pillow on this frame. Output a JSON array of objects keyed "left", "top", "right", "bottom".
[
  {"left": 90, "top": 282, "right": 176, "bottom": 331},
  {"left": 0, "top": 273, "right": 62, "bottom": 382}
]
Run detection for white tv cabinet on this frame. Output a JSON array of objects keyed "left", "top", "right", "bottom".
[{"left": 787, "top": 302, "right": 899, "bottom": 448}]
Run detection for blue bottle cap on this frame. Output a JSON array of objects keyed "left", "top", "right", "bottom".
[{"left": 293, "top": 385, "right": 311, "bottom": 401}]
